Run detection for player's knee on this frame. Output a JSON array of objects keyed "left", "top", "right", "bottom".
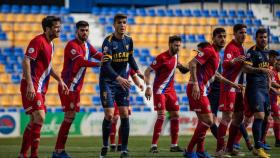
[
  {"left": 33, "top": 114, "right": 45, "bottom": 124},
  {"left": 254, "top": 112, "right": 265, "bottom": 120},
  {"left": 169, "top": 111, "right": 179, "bottom": 119},
  {"left": 65, "top": 111, "right": 76, "bottom": 119},
  {"left": 157, "top": 113, "right": 165, "bottom": 120},
  {"left": 105, "top": 113, "right": 114, "bottom": 121}
]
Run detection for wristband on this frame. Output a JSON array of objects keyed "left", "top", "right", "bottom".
[{"left": 146, "top": 85, "right": 152, "bottom": 88}]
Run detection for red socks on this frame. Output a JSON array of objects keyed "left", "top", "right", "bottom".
[
  {"left": 187, "top": 121, "right": 210, "bottom": 152},
  {"left": 30, "top": 123, "right": 42, "bottom": 157},
  {"left": 226, "top": 123, "right": 239, "bottom": 151},
  {"left": 170, "top": 117, "right": 179, "bottom": 145},
  {"left": 152, "top": 115, "right": 165, "bottom": 145},
  {"left": 55, "top": 118, "right": 73, "bottom": 151},
  {"left": 19, "top": 123, "right": 32, "bottom": 157},
  {"left": 216, "top": 121, "right": 229, "bottom": 151},
  {"left": 274, "top": 121, "right": 280, "bottom": 141}
]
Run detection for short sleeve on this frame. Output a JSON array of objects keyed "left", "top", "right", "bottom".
[
  {"left": 102, "top": 38, "right": 112, "bottom": 62},
  {"left": 223, "top": 46, "right": 234, "bottom": 63},
  {"left": 65, "top": 42, "right": 81, "bottom": 61},
  {"left": 25, "top": 38, "right": 41, "bottom": 60},
  {"left": 150, "top": 55, "right": 162, "bottom": 71},
  {"left": 194, "top": 48, "right": 212, "bottom": 65},
  {"left": 129, "top": 68, "right": 137, "bottom": 77},
  {"left": 129, "top": 37, "right": 134, "bottom": 55},
  {"left": 244, "top": 50, "right": 253, "bottom": 66}
]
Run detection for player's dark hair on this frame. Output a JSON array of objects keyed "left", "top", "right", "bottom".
[
  {"left": 169, "top": 35, "right": 182, "bottom": 44},
  {"left": 212, "top": 27, "right": 226, "bottom": 37},
  {"left": 197, "top": 42, "right": 211, "bottom": 49},
  {"left": 255, "top": 28, "right": 267, "bottom": 38},
  {"left": 42, "top": 16, "right": 61, "bottom": 32},
  {"left": 76, "top": 21, "right": 89, "bottom": 29},
  {"left": 233, "top": 24, "right": 247, "bottom": 33},
  {"left": 114, "top": 13, "right": 127, "bottom": 23}
]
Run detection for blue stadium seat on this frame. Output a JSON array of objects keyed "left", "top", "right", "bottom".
[
  {"left": 105, "top": 25, "right": 114, "bottom": 34},
  {"left": 15, "top": 63, "right": 22, "bottom": 73},
  {"left": 253, "top": 19, "right": 262, "bottom": 26},
  {"left": 245, "top": 19, "right": 253, "bottom": 26},
  {"left": 63, "top": 25, "right": 72, "bottom": 32},
  {"left": 20, "top": 5, "right": 30, "bottom": 14},
  {"left": 98, "top": 17, "right": 106, "bottom": 25},
  {"left": 132, "top": 107, "right": 141, "bottom": 112},
  {"left": 219, "top": 10, "right": 227, "bottom": 17},
  {"left": 181, "top": 34, "right": 187, "bottom": 43},
  {"left": 237, "top": 10, "right": 245, "bottom": 18},
  {"left": 226, "top": 19, "right": 235, "bottom": 25},
  {"left": 11, "top": 5, "right": 20, "bottom": 13},
  {"left": 92, "top": 96, "right": 101, "bottom": 105},
  {"left": 91, "top": 7, "right": 101, "bottom": 15},
  {"left": 11, "top": 73, "right": 21, "bottom": 83},
  {"left": 0, "top": 108, "right": 5, "bottom": 112},
  {"left": 197, "top": 34, "right": 206, "bottom": 42},
  {"left": 141, "top": 48, "right": 150, "bottom": 56},
  {"left": 60, "top": 34, "right": 68, "bottom": 42},
  {"left": 40, "top": 5, "right": 49, "bottom": 14},
  {"left": 182, "top": 96, "right": 189, "bottom": 105},
  {"left": 183, "top": 9, "right": 192, "bottom": 17},
  {"left": 210, "top": 10, "right": 219, "bottom": 17},
  {"left": 95, "top": 85, "right": 100, "bottom": 93},
  {"left": 143, "top": 107, "right": 151, "bottom": 112},
  {"left": 157, "top": 9, "right": 166, "bottom": 17},
  {"left": 0, "top": 55, "right": 6, "bottom": 64},
  {"left": 246, "top": 10, "right": 254, "bottom": 18},
  {"left": 55, "top": 108, "right": 63, "bottom": 112},
  {"left": 31, "top": 5, "right": 40, "bottom": 14},
  {"left": 130, "top": 96, "right": 136, "bottom": 105},
  {"left": 3, "top": 48, "right": 13, "bottom": 56},
  {"left": 50, "top": 6, "right": 59, "bottom": 14},
  {"left": 8, "top": 108, "right": 17, "bottom": 112},
  {"left": 136, "top": 96, "right": 145, "bottom": 105},
  {"left": 228, "top": 10, "right": 236, "bottom": 17},
  {"left": 92, "top": 67, "right": 100, "bottom": 73},
  {"left": 134, "top": 48, "right": 140, "bottom": 57},
  {"left": 130, "top": 85, "right": 137, "bottom": 94},
  {"left": 180, "top": 106, "right": 189, "bottom": 112},
  {"left": 147, "top": 9, "right": 156, "bottom": 16},
  {"left": 128, "top": 9, "right": 137, "bottom": 16},
  {"left": 175, "top": 84, "right": 183, "bottom": 93},
  {"left": 276, "top": 11, "right": 280, "bottom": 18},
  {"left": 188, "top": 34, "right": 197, "bottom": 43},
  {"left": 218, "top": 19, "right": 226, "bottom": 26},
  {"left": 175, "top": 9, "right": 183, "bottom": 17},
  {"left": 202, "top": 10, "right": 210, "bottom": 17},
  {"left": 1, "top": 4, "right": 10, "bottom": 13},
  {"left": 193, "top": 9, "right": 201, "bottom": 17},
  {"left": 139, "top": 56, "right": 148, "bottom": 65},
  {"left": 7, "top": 56, "right": 18, "bottom": 64},
  {"left": 271, "top": 36, "right": 280, "bottom": 44},
  {"left": 246, "top": 27, "right": 253, "bottom": 35},
  {"left": 68, "top": 34, "right": 75, "bottom": 40},
  {"left": 5, "top": 64, "right": 15, "bottom": 73},
  {"left": 80, "top": 108, "right": 86, "bottom": 112},
  {"left": 137, "top": 8, "right": 147, "bottom": 16},
  {"left": 89, "top": 107, "right": 97, "bottom": 112},
  {"left": 60, "top": 7, "right": 69, "bottom": 14},
  {"left": 65, "top": 16, "right": 74, "bottom": 23},
  {"left": 127, "top": 17, "right": 135, "bottom": 24},
  {"left": 166, "top": 9, "right": 174, "bottom": 16},
  {"left": 235, "top": 19, "right": 243, "bottom": 24},
  {"left": 0, "top": 32, "right": 7, "bottom": 40}
]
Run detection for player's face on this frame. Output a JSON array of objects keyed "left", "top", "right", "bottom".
[
  {"left": 235, "top": 28, "right": 247, "bottom": 44},
  {"left": 77, "top": 26, "right": 89, "bottom": 42},
  {"left": 114, "top": 18, "right": 127, "bottom": 35},
  {"left": 213, "top": 32, "right": 226, "bottom": 48},
  {"left": 170, "top": 41, "right": 181, "bottom": 54},
  {"left": 256, "top": 33, "right": 267, "bottom": 49},
  {"left": 276, "top": 61, "right": 280, "bottom": 72},
  {"left": 48, "top": 21, "right": 61, "bottom": 39},
  {"left": 269, "top": 54, "right": 277, "bottom": 66}
]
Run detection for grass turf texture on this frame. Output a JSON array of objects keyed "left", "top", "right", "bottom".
[{"left": 0, "top": 136, "right": 279, "bottom": 158}]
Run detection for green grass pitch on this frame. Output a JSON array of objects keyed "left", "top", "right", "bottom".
[{"left": 0, "top": 136, "right": 279, "bottom": 158}]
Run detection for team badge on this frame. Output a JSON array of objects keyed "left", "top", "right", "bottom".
[
  {"left": 227, "top": 54, "right": 232, "bottom": 59},
  {"left": 37, "top": 100, "right": 41, "bottom": 106},
  {"left": 126, "top": 45, "right": 129, "bottom": 50},
  {"left": 246, "top": 53, "right": 251, "bottom": 58},
  {"left": 70, "top": 49, "right": 76, "bottom": 55},
  {"left": 70, "top": 102, "right": 74, "bottom": 109},
  {"left": 157, "top": 103, "right": 161, "bottom": 108},
  {"left": 229, "top": 103, "right": 234, "bottom": 109},
  {"left": 152, "top": 60, "right": 157, "bottom": 65},
  {"left": 198, "top": 51, "right": 204, "bottom": 57},
  {"left": 103, "top": 46, "right": 108, "bottom": 53},
  {"left": 28, "top": 48, "right": 35, "bottom": 54},
  {"left": 103, "top": 92, "right": 107, "bottom": 100}
]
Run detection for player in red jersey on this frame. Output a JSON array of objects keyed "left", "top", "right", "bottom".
[
  {"left": 215, "top": 24, "right": 251, "bottom": 157},
  {"left": 18, "top": 16, "right": 68, "bottom": 158},
  {"left": 144, "top": 35, "right": 185, "bottom": 153},
  {"left": 183, "top": 28, "right": 242, "bottom": 158},
  {"left": 52, "top": 21, "right": 102, "bottom": 158},
  {"left": 110, "top": 68, "right": 144, "bottom": 152}
]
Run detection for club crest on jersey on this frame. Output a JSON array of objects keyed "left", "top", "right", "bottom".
[
  {"left": 126, "top": 45, "right": 129, "bottom": 50},
  {"left": 103, "top": 46, "right": 109, "bottom": 53},
  {"left": 28, "top": 48, "right": 35, "bottom": 54},
  {"left": 227, "top": 54, "right": 232, "bottom": 59},
  {"left": 198, "top": 52, "right": 204, "bottom": 57},
  {"left": 70, "top": 102, "right": 74, "bottom": 109},
  {"left": 71, "top": 49, "right": 76, "bottom": 55},
  {"left": 246, "top": 53, "right": 251, "bottom": 58},
  {"left": 157, "top": 103, "right": 161, "bottom": 108},
  {"left": 153, "top": 60, "right": 157, "bottom": 65},
  {"left": 37, "top": 100, "right": 41, "bottom": 106}
]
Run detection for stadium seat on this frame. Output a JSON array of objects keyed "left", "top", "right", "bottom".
[
  {"left": 181, "top": 96, "right": 189, "bottom": 105},
  {"left": 0, "top": 32, "right": 7, "bottom": 40},
  {"left": 219, "top": 10, "right": 227, "bottom": 17},
  {"left": 130, "top": 96, "right": 136, "bottom": 105},
  {"left": 0, "top": 95, "right": 13, "bottom": 107},
  {"left": 218, "top": 18, "right": 226, "bottom": 26},
  {"left": 246, "top": 10, "right": 254, "bottom": 18},
  {"left": 132, "top": 107, "right": 141, "bottom": 112},
  {"left": 31, "top": 5, "right": 40, "bottom": 14},
  {"left": 197, "top": 34, "right": 206, "bottom": 42},
  {"left": 175, "top": 84, "right": 183, "bottom": 93},
  {"left": 174, "top": 9, "right": 183, "bottom": 17},
  {"left": 11, "top": 5, "right": 20, "bottom": 13},
  {"left": 83, "top": 84, "right": 95, "bottom": 94},
  {"left": 21, "top": 5, "right": 30, "bottom": 14},
  {"left": 202, "top": 10, "right": 210, "bottom": 17},
  {"left": 6, "top": 84, "right": 19, "bottom": 95},
  {"left": 98, "top": 17, "right": 106, "bottom": 25},
  {"left": 166, "top": 9, "right": 174, "bottom": 16},
  {"left": 157, "top": 9, "right": 166, "bottom": 17},
  {"left": 127, "top": 9, "right": 137, "bottom": 16},
  {"left": 235, "top": 19, "right": 244, "bottom": 24},
  {"left": 130, "top": 85, "right": 137, "bottom": 94},
  {"left": 245, "top": 19, "right": 253, "bottom": 26},
  {"left": 46, "top": 95, "right": 60, "bottom": 107},
  {"left": 40, "top": 5, "right": 49, "bottom": 14},
  {"left": 136, "top": 8, "right": 147, "bottom": 16},
  {"left": 183, "top": 9, "right": 192, "bottom": 17},
  {"left": 180, "top": 106, "right": 189, "bottom": 112},
  {"left": 127, "top": 17, "right": 135, "bottom": 24},
  {"left": 237, "top": 10, "right": 245, "bottom": 18},
  {"left": 193, "top": 9, "right": 201, "bottom": 17},
  {"left": 188, "top": 34, "right": 197, "bottom": 43},
  {"left": 92, "top": 96, "right": 101, "bottom": 105},
  {"left": 136, "top": 96, "right": 145, "bottom": 105},
  {"left": 272, "top": 36, "right": 280, "bottom": 44},
  {"left": 253, "top": 19, "right": 262, "bottom": 26},
  {"left": 1, "top": 4, "right": 10, "bottom": 13},
  {"left": 147, "top": 9, "right": 156, "bottom": 16},
  {"left": 143, "top": 106, "right": 151, "bottom": 112},
  {"left": 11, "top": 73, "right": 21, "bottom": 84},
  {"left": 89, "top": 107, "right": 97, "bottom": 112},
  {"left": 91, "top": 7, "right": 101, "bottom": 15},
  {"left": 0, "top": 73, "right": 11, "bottom": 83},
  {"left": 60, "top": 7, "right": 70, "bottom": 14},
  {"left": 228, "top": 10, "right": 236, "bottom": 17},
  {"left": 81, "top": 95, "right": 92, "bottom": 106},
  {"left": 210, "top": 10, "right": 219, "bottom": 17}
]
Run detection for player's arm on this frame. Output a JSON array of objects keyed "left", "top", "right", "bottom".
[
  {"left": 223, "top": 47, "right": 245, "bottom": 69},
  {"left": 177, "top": 62, "right": 189, "bottom": 74},
  {"left": 189, "top": 58, "right": 200, "bottom": 100},
  {"left": 271, "top": 81, "right": 280, "bottom": 89},
  {"left": 22, "top": 56, "right": 35, "bottom": 100},
  {"left": 144, "top": 67, "right": 153, "bottom": 100},
  {"left": 50, "top": 67, "right": 69, "bottom": 94},
  {"left": 128, "top": 38, "right": 144, "bottom": 79},
  {"left": 74, "top": 56, "right": 101, "bottom": 67},
  {"left": 131, "top": 75, "right": 144, "bottom": 91},
  {"left": 215, "top": 72, "right": 241, "bottom": 90}
]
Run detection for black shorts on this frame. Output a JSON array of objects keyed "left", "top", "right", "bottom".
[
  {"left": 207, "top": 91, "right": 220, "bottom": 116},
  {"left": 246, "top": 87, "right": 270, "bottom": 115}
]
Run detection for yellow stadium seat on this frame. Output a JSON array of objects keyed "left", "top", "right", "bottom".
[
  {"left": 6, "top": 84, "right": 20, "bottom": 95},
  {"left": 35, "top": 14, "right": 45, "bottom": 23},
  {"left": 45, "top": 95, "right": 60, "bottom": 107},
  {"left": 26, "top": 14, "right": 36, "bottom": 23},
  {"left": 189, "top": 17, "right": 199, "bottom": 25},
  {"left": 33, "top": 24, "right": 42, "bottom": 32},
  {"left": 0, "top": 85, "right": 4, "bottom": 94},
  {"left": 1, "top": 23, "right": 13, "bottom": 32},
  {"left": 12, "top": 95, "right": 22, "bottom": 107},
  {"left": 157, "top": 34, "right": 169, "bottom": 47},
  {"left": 182, "top": 17, "right": 190, "bottom": 25},
  {"left": 153, "top": 17, "right": 162, "bottom": 24},
  {"left": 157, "top": 25, "right": 170, "bottom": 34},
  {"left": 144, "top": 16, "right": 154, "bottom": 24},
  {"left": 13, "top": 23, "right": 22, "bottom": 32},
  {"left": 0, "top": 96, "right": 13, "bottom": 107},
  {"left": 0, "top": 64, "right": 5, "bottom": 73},
  {"left": 134, "top": 16, "right": 144, "bottom": 24},
  {"left": 170, "top": 25, "right": 184, "bottom": 35},
  {"left": 0, "top": 74, "right": 11, "bottom": 83},
  {"left": 6, "top": 13, "right": 16, "bottom": 22},
  {"left": 15, "top": 14, "right": 25, "bottom": 22},
  {"left": 162, "top": 17, "right": 172, "bottom": 25},
  {"left": 199, "top": 17, "right": 207, "bottom": 25},
  {"left": 84, "top": 73, "right": 98, "bottom": 83},
  {"left": 129, "top": 25, "right": 141, "bottom": 34},
  {"left": 150, "top": 48, "right": 159, "bottom": 57},
  {"left": 81, "top": 84, "right": 95, "bottom": 94},
  {"left": 48, "top": 84, "right": 58, "bottom": 94},
  {"left": 146, "top": 34, "right": 157, "bottom": 44},
  {"left": 207, "top": 17, "right": 218, "bottom": 25},
  {"left": 0, "top": 13, "right": 5, "bottom": 22},
  {"left": 21, "top": 23, "right": 31, "bottom": 32},
  {"left": 186, "top": 26, "right": 199, "bottom": 35},
  {"left": 171, "top": 17, "right": 181, "bottom": 25},
  {"left": 80, "top": 95, "right": 92, "bottom": 106}
]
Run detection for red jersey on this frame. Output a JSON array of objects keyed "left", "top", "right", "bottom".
[
  {"left": 61, "top": 39, "right": 102, "bottom": 92},
  {"left": 24, "top": 34, "right": 54, "bottom": 94},
  {"left": 270, "top": 67, "right": 280, "bottom": 105},
  {"left": 221, "top": 40, "right": 245, "bottom": 92},
  {"left": 194, "top": 44, "right": 220, "bottom": 96},
  {"left": 150, "top": 50, "right": 177, "bottom": 94}
]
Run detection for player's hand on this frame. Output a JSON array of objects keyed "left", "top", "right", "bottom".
[
  {"left": 232, "top": 55, "right": 246, "bottom": 63},
  {"left": 116, "top": 76, "right": 131, "bottom": 90},
  {"left": 26, "top": 82, "right": 36, "bottom": 101},
  {"left": 145, "top": 87, "right": 152, "bottom": 100},
  {"left": 260, "top": 68, "right": 274, "bottom": 78},
  {"left": 59, "top": 80, "right": 69, "bottom": 95},
  {"left": 139, "top": 84, "right": 144, "bottom": 91},
  {"left": 136, "top": 70, "right": 144, "bottom": 80},
  {"left": 192, "top": 83, "right": 200, "bottom": 100}
]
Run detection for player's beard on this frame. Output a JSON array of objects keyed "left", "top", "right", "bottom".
[{"left": 77, "top": 34, "right": 87, "bottom": 42}]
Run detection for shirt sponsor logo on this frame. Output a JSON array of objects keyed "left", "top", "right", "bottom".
[
  {"left": 71, "top": 49, "right": 76, "bottom": 55},
  {"left": 153, "top": 60, "right": 157, "bottom": 65},
  {"left": 28, "top": 48, "right": 35, "bottom": 54},
  {"left": 37, "top": 100, "right": 41, "bottom": 106},
  {"left": 198, "top": 52, "right": 204, "bottom": 57},
  {"left": 227, "top": 54, "right": 232, "bottom": 59}
]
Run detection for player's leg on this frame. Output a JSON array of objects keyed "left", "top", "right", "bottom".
[
  {"left": 261, "top": 116, "right": 272, "bottom": 150},
  {"left": 272, "top": 103, "right": 280, "bottom": 147},
  {"left": 110, "top": 103, "right": 119, "bottom": 152},
  {"left": 236, "top": 116, "right": 253, "bottom": 151},
  {"left": 207, "top": 92, "right": 219, "bottom": 138},
  {"left": 19, "top": 115, "right": 33, "bottom": 158},
  {"left": 150, "top": 94, "right": 166, "bottom": 153},
  {"left": 99, "top": 83, "right": 114, "bottom": 158}
]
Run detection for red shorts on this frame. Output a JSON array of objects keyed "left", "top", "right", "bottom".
[
  {"left": 113, "top": 102, "right": 131, "bottom": 116},
  {"left": 271, "top": 104, "right": 280, "bottom": 117},
  {"left": 58, "top": 85, "right": 80, "bottom": 112},
  {"left": 153, "top": 91, "right": 179, "bottom": 111},
  {"left": 219, "top": 91, "right": 244, "bottom": 112},
  {"left": 20, "top": 79, "right": 46, "bottom": 114},
  {"left": 187, "top": 84, "right": 211, "bottom": 114}
]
